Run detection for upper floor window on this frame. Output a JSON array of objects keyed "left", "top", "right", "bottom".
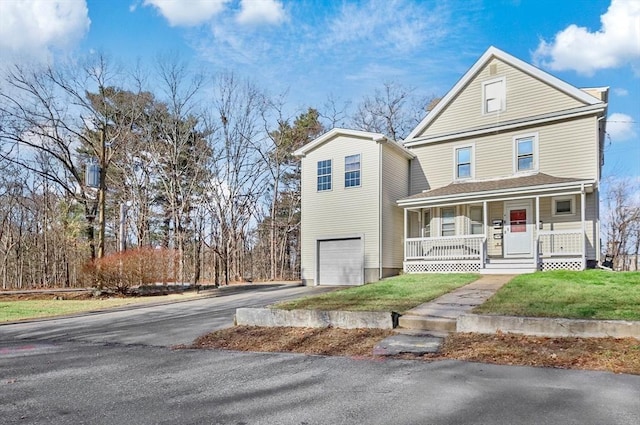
[
  {"left": 513, "top": 133, "right": 538, "bottom": 173},
  {"left": 344, "top": 154, "right": 361, "bottom": 188},
  {"left": 455, "top": 145, "right": 473, "bottom": 180},
  {"left": 317, "top": 159, "right": 332, "bottom": 191},
  {"left": 482, "top": 77, "right": 505, "bottom": 114}
]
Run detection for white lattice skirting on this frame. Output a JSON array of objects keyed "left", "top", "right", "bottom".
[
  {"left": 404, "top": 261, "right": 480, "bottom": 273},
  {"left": 540, "top": 258, "right": 584, "bottom": 271}
]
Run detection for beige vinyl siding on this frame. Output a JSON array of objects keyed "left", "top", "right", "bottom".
[
  {"left": 409, "top": 116, "right": 599, "bottom": 194},
  {"left": 300, "top": 135, "right": 380, "bottom": 283},
  {"left": 381, "top": 145, "right": 410, "bottom": 268},
  {"left": 417, "top": 58, "right": 586, "bottom": 139}
]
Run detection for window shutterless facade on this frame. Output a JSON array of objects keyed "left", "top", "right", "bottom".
[
  {"left": 513, "top": 133, "right": 538, "bottom": 173},
  {"left": 469, "top": 206, "right": 483, "bottom": 235},
  {"left": 553, "top": 195, "right": 575, "bottom": 216},
  {"left": 455, "top": 146, "right": 473, "bottom": 179},
  {"left": 441, "top": 207, "right": 455, "bottom": 236},
  {"left": 344, "top": 154, "right": 361, "bottom": 188},
  {"left": 317, "top": 159, "right": 332, "bottom": 191},
  {"left": 482, "top": 77, "right": 505, "bottom": 114}
]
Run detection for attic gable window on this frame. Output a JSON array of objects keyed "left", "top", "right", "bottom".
[
  {"left": 317, "top": 159, "right": 332, "bottom": 191},
  {"left": 482, "top": 77, "right": 505, "bottom": 114}
]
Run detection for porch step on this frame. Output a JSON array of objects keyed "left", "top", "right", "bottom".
[
  {"left": 480, "top": 267, "right": 537, "bottom": 275},
  {"left": 483, "top": 259, "right": 538, "bottom": 275},
  {"left": 398, "top": 315, "right": 457, "bottom": 332}
]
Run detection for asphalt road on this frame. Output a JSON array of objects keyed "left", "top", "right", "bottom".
[
  {"left": 1, "top": 284, "right": 640, "bottom": 425},
  {"left": 0, "top": 284, "right": 336, "bottom": 347}
]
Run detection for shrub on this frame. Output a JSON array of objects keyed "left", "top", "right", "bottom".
[{"left": 82, "top": 248, "right": 179, "bottom": 295}]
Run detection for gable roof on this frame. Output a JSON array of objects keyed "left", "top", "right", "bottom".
[
  {"left": 404, "top": 46, "right": 606, "bottom": 143},
  {"left": 293, "top": 128, "right": 415, "bottom": 159}
]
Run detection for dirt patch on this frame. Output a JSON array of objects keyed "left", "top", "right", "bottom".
[
  {"left": 188, "top": 326, "right": 640, "bottom": 374},
  {"left": 438, "top": 332, "right": 640, "bottom": 375},
  {"left": 190, "top": 326, "right": 394, "bottom": 357}
]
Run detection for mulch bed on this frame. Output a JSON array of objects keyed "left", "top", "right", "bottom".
[{"left": 187, "top": 326, "right": 640, "bottom": 374}]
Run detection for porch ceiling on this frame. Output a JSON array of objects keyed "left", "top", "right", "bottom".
[{"left": 398, "top": 173, "right": 595, "bottom": 207}]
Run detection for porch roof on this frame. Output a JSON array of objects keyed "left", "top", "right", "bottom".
[{"left": 398, "top": 173, "right": 595, "bottom": 207}]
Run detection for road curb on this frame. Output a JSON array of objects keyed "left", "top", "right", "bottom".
[
  {"left": 457, "top": 313, "right": 640, "bottom": 339},
  {"left": 235, "top": 307, "right": 397, "bottom": 329}
]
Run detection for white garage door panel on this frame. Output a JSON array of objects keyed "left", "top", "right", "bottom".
[{"left": 318, "top": 238, "right": 363, "bottom": 286}]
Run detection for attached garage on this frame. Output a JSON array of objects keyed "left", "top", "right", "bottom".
[{"left": 317, "top": 238, "right": 364, "bottom": 285}]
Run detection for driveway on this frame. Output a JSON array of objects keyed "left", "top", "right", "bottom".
[{"left": 0, "top": 284, "right": 336, "bottom": 347}]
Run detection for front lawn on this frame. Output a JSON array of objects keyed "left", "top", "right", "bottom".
[
  {"left": 474, "top": 270, "right": 640, "bottom": 320},
  {"left": 274, "top": 273, "right": 479, "bottom": 313},
  {"left": 0, "top": 293, "right": 201, "bottom": 322}
]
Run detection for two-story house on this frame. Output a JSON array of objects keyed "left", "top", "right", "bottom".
[{"left": 295, "top": 46, "right": 608, "bottom": 285}]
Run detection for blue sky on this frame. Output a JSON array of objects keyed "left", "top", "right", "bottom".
[{"left": 0, "top": 0, "right": 638, "bottom": 183}]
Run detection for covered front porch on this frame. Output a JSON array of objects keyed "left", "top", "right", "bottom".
[{"left": 398, "top": 174, "right": 597, "bottom": 274}]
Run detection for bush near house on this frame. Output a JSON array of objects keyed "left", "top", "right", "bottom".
[
  {"left": 474, "top": 270, "right": 640, "bottom": 320},
  {"left": 82, "top": 248, "right": 179, "bottom": 294}
]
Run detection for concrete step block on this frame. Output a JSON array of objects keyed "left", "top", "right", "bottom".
[{"left": 398, "top": 315, "right": 456, "bottom": 332}]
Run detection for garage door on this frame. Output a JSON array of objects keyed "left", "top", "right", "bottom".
[{"left": 318, "top": 238, "right": 363, "bottom": 285}]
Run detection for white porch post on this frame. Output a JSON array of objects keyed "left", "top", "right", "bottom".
[
  {"left": 581, "top": 184, "right": 586, "bottom": 269},
  {"left": 482, "top": 201, "right": 488, "bottom": 269},
  {"left": 403, "top": 208, "right": 408, "bottom": 262},
  {"left": 535, "top": 195, "right": 540, "bottom": 269}
]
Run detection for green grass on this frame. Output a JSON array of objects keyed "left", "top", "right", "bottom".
[
  {"left": 274, "top": 273, "right": 479, "bottom": 313},
  {"left": 0, "top": 293, "right": 201, "bottom": 323},
  {"left": 474, "top": 270, "right": 640, "bottom": 320}
]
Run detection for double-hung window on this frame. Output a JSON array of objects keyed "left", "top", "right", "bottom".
[
  {"left": 317, "top": 159, "right": 332, "bottom": 191},
  {"left": 344, "top": 154, "right": 361, "bottom": 188},
  {"left": 514, "top": 133, "right": 538, "bottom": 173},
  {"left": 455, "top": 146, "right": 473, "bottom": 180},
  {"left": 482, "top": 77, "right": 505, "bottom": 114},
  {"left": 469, "top": 206, "right": 483, "bottom": 235},
  {"left": 441, "top": 207, "right": 455, "bottom": 236}
]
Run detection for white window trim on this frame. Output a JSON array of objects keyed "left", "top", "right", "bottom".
[
  {"left": 468, "top": 205, "right": 484, "bottom": 235},
  {"left": 317, "top": 158, "right": 333, "bottom": 192},
  {"left": 512, "top": 132, "right": 539, "bottom": 174},
  {"left": 344, "top": 153, "right": 361, "bottom": 189},
  {"left": 422, "top": 208, "right": 432, "bottom": 238},
  {"left": 552, "top": 195, "right": 576, "bottom": 216},
  {"left": 482, "top": 76, "right": 506, "bottom": 115},
  {"left": 453, "top": 143, "right": 475, "bottom": 181},
  {"left": 440, "top": 207, "right": 456, "bottom": 237}
]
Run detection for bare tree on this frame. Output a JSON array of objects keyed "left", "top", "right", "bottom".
[{"left": 603, "top": 177, "right": 640, "bottom": 270}]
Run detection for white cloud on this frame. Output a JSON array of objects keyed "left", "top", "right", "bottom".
[
  {"left": 0, "top": 0, "right": 90, "bottom": 61},
  {"left": 325, "top": 0, "right": 448, "bottom": 53},
  {"left": 144, "top": 0, "right": 229, "bottom": 26},
  {"left": 607, "top": 112, "right": 637, "bottom": 142},
  {"left": 236, "top": 0, "right": 286, "bottom": 26},
  {"left": 613, "top": 87, "right": 629, "bottom": 96},
  {"left": 533, "top": 0, "right": 640, "bottom": 75}
]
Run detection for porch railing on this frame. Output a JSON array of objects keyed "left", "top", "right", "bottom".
[
  {"left": 537, "top": 230, "right": 583, "bottom": 256},
  {"left": 405, "top": 235, "right": 486, "bottom": 260}
]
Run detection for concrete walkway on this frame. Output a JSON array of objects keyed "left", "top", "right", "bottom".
[{"left": 374, "top": 275, "right": 514, "bottom": 355}]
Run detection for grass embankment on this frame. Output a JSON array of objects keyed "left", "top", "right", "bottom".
[
  {"left": 475, "top": 270, "right": 640, "bottom": 320},
  {"left": 0, "top": 292, "right": 201, "bottom": 322},
  {"left": 275, "top": 273, "right": 479, "bottom": 313}
]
